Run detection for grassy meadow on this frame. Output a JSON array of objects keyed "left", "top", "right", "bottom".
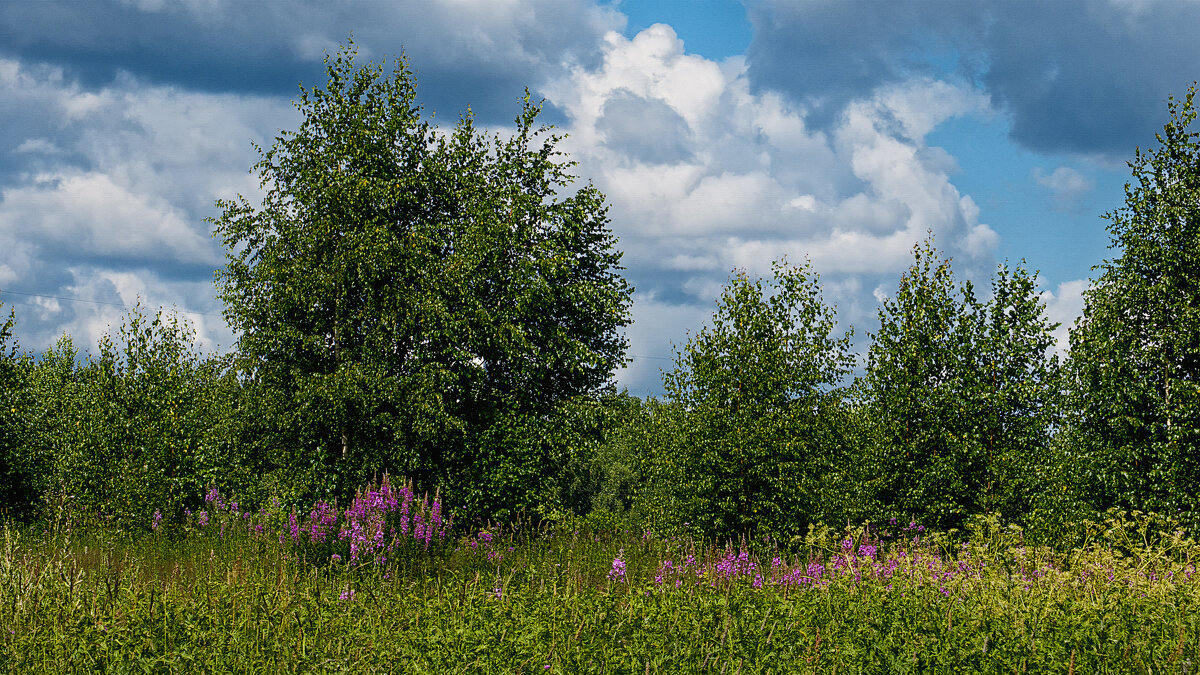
[{"left": 3, "top": 477, "right": 1200, "bottom": 673}]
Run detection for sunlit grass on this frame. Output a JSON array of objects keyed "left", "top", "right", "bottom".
[{"left": 3, "top": 494, "right": 1200, "bottom": 673}]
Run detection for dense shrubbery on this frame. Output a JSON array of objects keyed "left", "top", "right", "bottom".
[
  {"left": 2, "top": 43, "right": 1198, "bottom": 557},
  {"left": 1, "top": 308, "right": 245, "bottom": 527}
]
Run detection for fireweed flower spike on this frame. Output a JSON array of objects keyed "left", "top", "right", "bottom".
[
  {"left": 151, "top": 475, "right": 453, "bottom": 571},
  {"left": 609, "top": 551, "right": 627, "bottom": 582}
]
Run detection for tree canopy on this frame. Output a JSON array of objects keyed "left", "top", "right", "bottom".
[
  {"left": 647, "top": 259, "right": 854, "bottom": 540},
  {"left": 1067, "top": 84, "right": 1200, "bottom": 521},
  {"left": 211, "top": 42, "right": 632, "bottom": 517}
]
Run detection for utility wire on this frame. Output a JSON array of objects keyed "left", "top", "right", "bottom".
[{"left": 0, "top": 288, "right": 226, "bottom": 319}]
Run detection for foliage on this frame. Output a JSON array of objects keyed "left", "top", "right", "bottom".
[
  {"left": 861, "top": 238, "right": 1059, "bottom": 531},
  {"left": 19, "top": 309, "right": 241, "bottom": 529},
  {"left": 210, "top": 41, "right": 632, "bottom": 518},
  {"left": 5, "top": 511, "right": 1200, "bottom": 672},
  {"left": 553, "top": 392, "right": 654, "bottom": 519},
  {"left": 0, "top": 304, "right": 40, "bottom": 520},
  {"left": 1066, "top": 84, "right": 1200, "bottom": 525},
  {"left": 646, "top": 259, "right": 854, "bottom": 541}
]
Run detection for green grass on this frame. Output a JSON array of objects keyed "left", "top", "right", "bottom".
[{"left": 3, "top": 513, "right": 1200, "bottom": 673}]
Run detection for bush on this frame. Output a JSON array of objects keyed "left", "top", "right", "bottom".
[
  {"left": 24, "top": 308, "right": 243, "bottom": 529},
  {"left": 553, "top": 393, "right": 653, "bottom": 521},
  {"left": 0, "top": 305, "right": 41, "bottom": 521}
]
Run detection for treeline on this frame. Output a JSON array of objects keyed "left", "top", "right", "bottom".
[{"left": 1, "top": 45, "right": 1197, "bottom": 545}]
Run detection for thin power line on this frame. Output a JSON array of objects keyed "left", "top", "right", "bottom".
[{"left": 0, "top": 288, "right": 226, "bottom": 319}]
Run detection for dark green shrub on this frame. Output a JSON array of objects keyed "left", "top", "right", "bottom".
[
  {"left": 0, "top": 305, "right": 41, "bottom": 521},
  {"left": 26, "top": 308, "right": 243, "bottom": 529}
]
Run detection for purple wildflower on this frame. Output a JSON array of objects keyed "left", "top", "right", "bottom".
[
  {"left": 609, "top": 551, "right": 627, "bottom": 582},
  {"left": 289, "top": 511, "right": 301, "bottom": 543}
]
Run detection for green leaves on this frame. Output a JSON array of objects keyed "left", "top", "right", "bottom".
[
  {"left": 649, "top": 259, "right": 854, "bottom": 540},
  {"left": 0, "top": 304, "right": 40, "bottom": 520},
  {"left": 0, "top": 305, "right": 242, "bottom": 529},
  {"left": 210, "top": 42, "right": 632, "bottom": 517},
  {"left": 861, "top": 237, "right": 1059, "bottom": 531},
  {"left": 1066, "top": 84, "right": 1200, "bottom": 522}
]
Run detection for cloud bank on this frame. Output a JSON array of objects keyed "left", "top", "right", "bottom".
[
  {"left": 547, "top": 25, "right": 999, "bottom": 391},
  {"left": 4, "top": 0, "right": 1183, "bottom": 396},
  {"left": 745, "top": 0, "right": 1200, "bottom": 158}
]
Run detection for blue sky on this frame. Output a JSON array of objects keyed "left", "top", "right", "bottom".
[{"left": 1, "top": 0, "right": 1197, "bottom": 397}]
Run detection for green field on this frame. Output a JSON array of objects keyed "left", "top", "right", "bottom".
[{"left": 4, "top": 490, "right": 1198, "bottom": 673}]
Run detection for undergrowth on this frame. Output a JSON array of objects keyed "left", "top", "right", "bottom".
[{"left": 2, "top": 493, "right": 1199, "bottom": 673}]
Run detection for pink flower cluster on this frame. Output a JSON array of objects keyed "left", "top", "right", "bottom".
[
  {"left": 181, "top": 474, "right": 450, "bottom": 566},
  {"left": 645, "top": 531, "right": 985, "bottom": 595}
]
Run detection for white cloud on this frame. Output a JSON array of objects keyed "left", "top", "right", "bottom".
[
  {"left": 836, "top": 80, "right": 996, "bottom": 255},
  {"left": 0, "top": 172, "right": 213, "bottom": 263},
  {"left": 877, "top": 78, "right": 994, "bottom": 142},
  {"left": 545, "top": 25, "right": 1001, "bottom": 391},
  {"left": 14, "top": 138, "right": 62, "bottom": 154},
  {"left": 0, "top": 57, "right": 290, "bottom": 354},
  {"left": 1041, "top": 278, "right": 1089, "bottom": 354},
  {"left": 1033, "top": 166, "right": 1094, "bottom": 213}
]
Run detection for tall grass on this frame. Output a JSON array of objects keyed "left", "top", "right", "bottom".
[{"left": 3, "top": 486, "right": 1199, "bottom": 673}]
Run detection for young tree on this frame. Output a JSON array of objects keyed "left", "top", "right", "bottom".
[
  {"left": 960, "top": 262, "right": 1060, "bottom": 524},
  {"left": 211, "top": 43, "right": 632, "bottom": 518},
  {"left": 862, "top": 238, "right": 1058, "bottom": 530},
  {"left": 646, "top": 259, "right": 854, "bottom": 540},
  {"left": 1067, "top": 85, "right": 1200, "bottom": 521},
  {"left": 0, "top": 303, "right": 38, "bottom": 520},
  {"left": 862, "top": 240, "right": 968, "bottom": 527},
  {"left": 17, "top": 309, "right": 242, "bottom": 529}
]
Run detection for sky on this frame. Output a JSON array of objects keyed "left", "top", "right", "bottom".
[{"left": 1, "top": 0, "right": 1198, "bottom": 397}]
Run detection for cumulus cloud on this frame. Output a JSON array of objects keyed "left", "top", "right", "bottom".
[
  {"left": 1041, "top": 278, "right": 1089, "bottom": 355},
  {"left": 1033, "top": 166, "right": 1094, "bottom": 213},
  {"left": 0, "top": 57, "right": 289, "bottom": 353},
  {"left": 0, "top": 173, "right": 211, "bottom": 264},
  {"left": 546, "top": 25, "right": 999, "bottom": 392},
  {"left": 597, "top": 89, "right": 694, "bottom": 164}
]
